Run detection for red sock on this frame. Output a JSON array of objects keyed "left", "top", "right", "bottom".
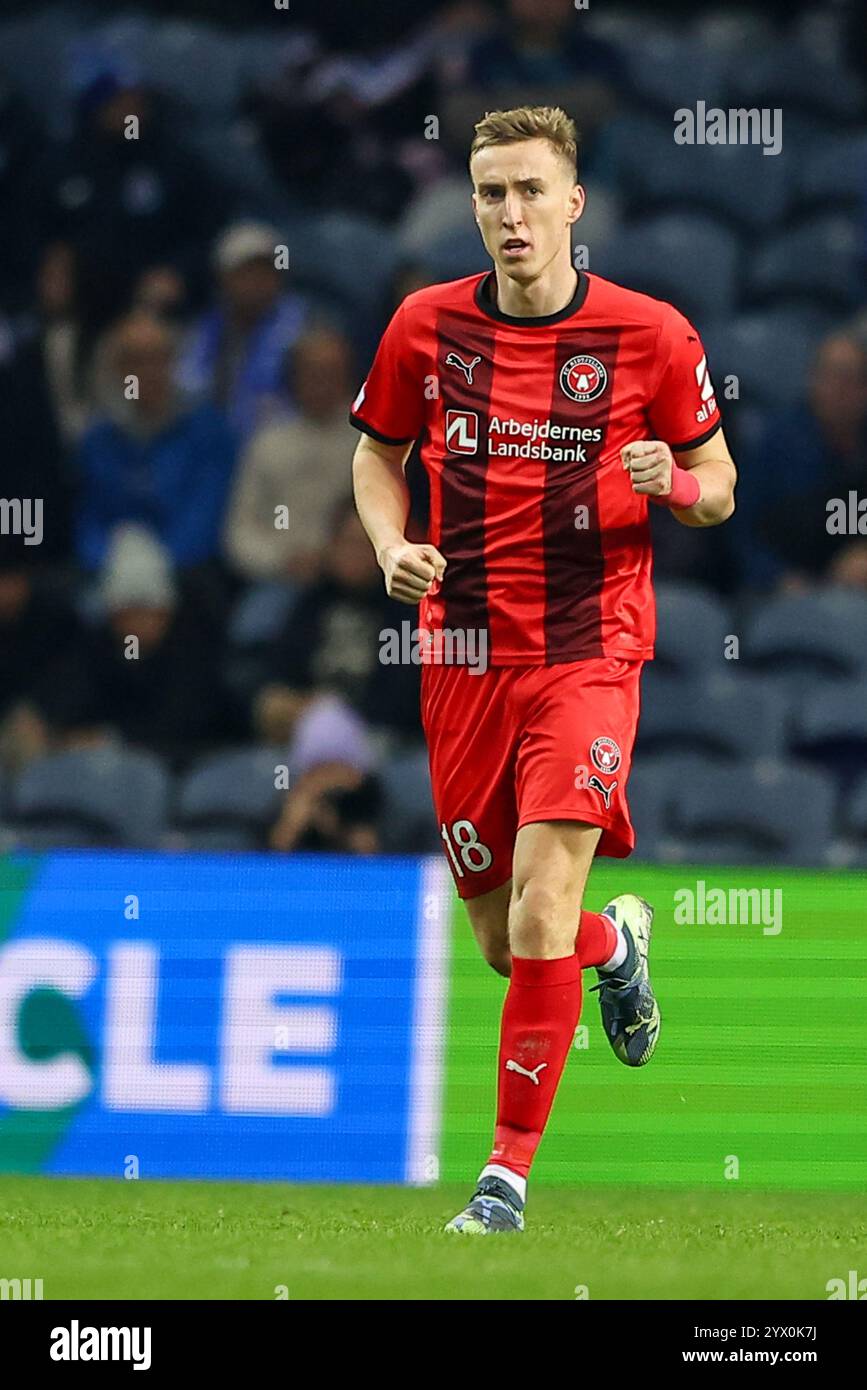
[
  {"left": 575, "top": 910, "right": 618, "bottom": 968},
  {"left": 488, "top": 954, "right": 583, "bottom": 1180}
]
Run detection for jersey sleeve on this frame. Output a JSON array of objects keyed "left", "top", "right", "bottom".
[
  {"left": 349, "top": 300, "right": 424, "bottom": 445},
  {"left": 647, "top": 306, "right": 722, "bottom": 452}
]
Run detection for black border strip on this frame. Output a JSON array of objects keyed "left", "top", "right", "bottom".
[
  {"left": 349, "top": 412, "right": 416, "bottom": 446},
  {"left": 670, "top": 420, "right": 723, "bottom": 452}
]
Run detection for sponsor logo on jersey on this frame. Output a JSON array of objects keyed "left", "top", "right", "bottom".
[
  {"left": 590, "top": 736, "right": 621, "bottom": 774},
  {"left": 445, "top": 351, "right": 482, "bottom": 385},
  {"left": 587, "top": 775, "right": 618, "bottom": 809},
  {"left": 560, "top": 354, "right": 608, "bottom": 404},
  {"left": 694, "top": 354, "right": 717, "bottom": 423},
  {"left": 445, "top": 409, "right": 479, "bottom": 454}
]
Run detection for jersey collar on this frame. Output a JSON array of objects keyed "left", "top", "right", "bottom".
[{"left": 474, "top": 269, "right": 590, "bottom": 326}]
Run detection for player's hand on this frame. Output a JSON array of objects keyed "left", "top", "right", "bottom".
[
  {"left": 621, "top": 440, "right": 674, "bottom": 497},
  {"left": 378, "top": 540, "right": 446, "bottom": 605}
]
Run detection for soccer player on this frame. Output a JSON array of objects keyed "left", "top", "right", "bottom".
[{"left": 351, "top": 106, "right": 736, "bottom": 1234}]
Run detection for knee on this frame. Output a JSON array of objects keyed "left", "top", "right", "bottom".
[{"left": 509, "top": 878, "right": 568, "bottom": 955}]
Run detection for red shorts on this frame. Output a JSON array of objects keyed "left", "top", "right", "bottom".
[{"left": 420, "top": 657, "right": 643, "bottom": 899}]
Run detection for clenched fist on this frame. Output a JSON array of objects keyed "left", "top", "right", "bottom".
[
  {"left": 621, "top": 440, "right": 674, "bottom": 497},
  {"left": 378, "top": 541, "right": 447, "bottom": 605}
]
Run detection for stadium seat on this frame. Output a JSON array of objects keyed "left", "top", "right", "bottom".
[
  {"left": 377, "top": 745, "right": 438, "bottom": 853},
  {"left": 172, "top": 747, "right": 284, "bottom": 849},
  {"left": 0, "top": 11, "right": 77, "bottom": 136},
  {"left": 702, "top": 310, "right": 834, "bottom": 409},
  {"left": 609, "top": 116, "right": 790, "bottom": 232},
  {"left": 662, "top": 761, "right": 837, "bottom": 865},
  {"left": 621, "top": 34, "right": 728, "bottom": 117},
  {"left": 592, "top": 212, "right": 739, "bottom": 324},
  {"left": 745, "top": 216, "right": 862, "bottom": 314},
  {"left": 223, "top": 585, "right": 301, "bottom": 712},
  {"left": 796, "top": 134, "right": 867, "bottom": 215},
  {"left": 131, "top": 20, "right": 244, "bottom": 115},
  {"left": 638, "top": 672, "right": 788, "bottom": 763},
  {"left": 836, "top": 774, "right": 867, "bottom": 865},
  {"left": 790, "top": 681, "right": 867, "bottom": 789},
  {"left": 652, "top": 582, "right": 733, "bottom": 677},
  {"left": 291, "top": 213, "right": 398, "bottom": 320},
  {"left": 228, "top": 582, "right": 300, "bottom": 648},
  {"left": 626, "top": 753, "right": 735, "bottom": 863},
  {"left": 726, "top": 45, "right": 864, "bottom": 125},
  {"left": 744, "top": 590, "right": 867, "bottom": 686},
  {"left": 10, "top": 747, "right": 170, "bottom": 849}
]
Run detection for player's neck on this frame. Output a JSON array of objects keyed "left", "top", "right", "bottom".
[{"left": 490, "top": 261, "right": 579, "bottom": 319}]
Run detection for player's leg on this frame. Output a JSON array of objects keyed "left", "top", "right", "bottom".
[
  {"left": 513, "top": 657, "right": 660, "bottom": 1068},
  {"left": 464, "top": 878, "right": 512, "bottom": 977},
  {"left": 445, "top": 818, "right": 599, "bottom": 1234},
  {"left": 421, "top": 659, "right": 518, "bottom": 967}
]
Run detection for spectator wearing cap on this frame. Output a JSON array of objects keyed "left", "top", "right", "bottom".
[
  {"left": 74, "top": 312, "right": 236, "bottom": 571},
  {"left": 223, "top": 322, "right": 358, "bottom": 584},
  {"left": 177, "top": 221, "right": 309, "bottom": 444},
  {"left": 268, "top": 692, "right": 384, "bottom": 854},
  {"left": 44, "top": 525, "right": 231, "bottom": 770}
]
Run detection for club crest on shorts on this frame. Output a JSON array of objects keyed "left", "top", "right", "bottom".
[
  {"left": 590, "top": 736, "right": 621, "bottom": 775},
  {"left": 560, "top": 354, "right": 608, "bottom": 404}
]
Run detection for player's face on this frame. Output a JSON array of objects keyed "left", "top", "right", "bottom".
[{"left": 470, "top": 138, "right": 583, "bottom": 284}]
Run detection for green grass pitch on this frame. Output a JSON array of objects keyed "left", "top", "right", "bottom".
[{"left": 1, "top": 1175, "right": 865, "bottom": 1299}]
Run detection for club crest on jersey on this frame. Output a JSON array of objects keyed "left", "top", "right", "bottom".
[
  {"left": 560, "top": 354, "right": 608, "bottom": 404},
  {"left": 445, "top": 409, "right": 479, "bottom": 454},
  {"left": 590, "top": 736, "right": 621, "bottom": 775},
  {"left": 445, "top": 351, "right": 482, "bottom": 385}
]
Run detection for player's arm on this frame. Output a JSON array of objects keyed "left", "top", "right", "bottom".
[
  {"left": 352, "top": 432, "right": 447, "bottom": 604},
  {"left": 622, "top": 428, "right": 737, "bottom": 528}
]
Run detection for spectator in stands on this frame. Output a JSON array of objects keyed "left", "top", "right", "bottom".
[
  {"left": 441, "top": 0, "right": 624, "bottom": 179},
  {"left": 268, "top": 694, "right": 383, "bottom": 853},
  {"left": 252, "top": 496, "right": 421, "bottom": 750},
  {"left": 44, "top": 526, "right": 230, "bottom": 770},
  {"left": 0, "top": 539, "right": 82, "bottom": 775},
  {"left": 735, "top": 331, "right": 867, "bottom": 589},
  {"left": 37, "top": 54, "right": 229, "bottom": 344},
  {"left": 243, "top": 29, "right": 435, "bottom": 224},
  {"left": 0, "top": 83, "right": 46, "bottom": 314},
  {"left": 74, "top": 312, "right": 236, "bottom": 571},
  {"left": 36, "top": 240, "right": 90, "bottom": 447},
  {"left": 177, "top": 221, "right": 309, "bottom": 443},
  {"left": 223, "top": 322, "right": 357, "bottom": 583},
  {"left": 0, "top": 308, "right": 72, "bottom": 563}
]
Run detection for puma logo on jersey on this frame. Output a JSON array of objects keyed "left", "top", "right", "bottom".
[
  {"left": 587, "top": 774, "right": 618, "bottom": 809},
  {"left": 445, "top": 352, "right": 482, "bottom": 385},
  {"left": 505, "top": 1059, "right": 548, "bottom": 1085}
]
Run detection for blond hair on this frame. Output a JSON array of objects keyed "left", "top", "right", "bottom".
[{"left": 468, "top": 105, "right": 580, "bottom": 180}]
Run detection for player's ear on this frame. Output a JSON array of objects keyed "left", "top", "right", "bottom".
[{"left": 567, "top": 183, "right": 585, "bottom": 225}]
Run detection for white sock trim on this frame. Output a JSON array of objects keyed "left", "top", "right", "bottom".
[
  {"left": 599, "top": 917, "right": 628, "bottom": 972},
  {"left": 479, "top": 1164, "right": 527, "bottom": 1205}
]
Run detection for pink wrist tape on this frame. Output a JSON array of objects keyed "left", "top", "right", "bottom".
[{"left": 650, "top": 464, "right": 701, "bottom": 509}]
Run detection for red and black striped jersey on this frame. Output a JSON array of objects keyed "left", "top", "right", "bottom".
[{"left": 350, "top": 269, "right": 722, "bottom": 665}]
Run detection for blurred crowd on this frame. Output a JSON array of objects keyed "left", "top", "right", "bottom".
[{"left": 0, "top": 0, "right": 866, "bottom": 853}]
